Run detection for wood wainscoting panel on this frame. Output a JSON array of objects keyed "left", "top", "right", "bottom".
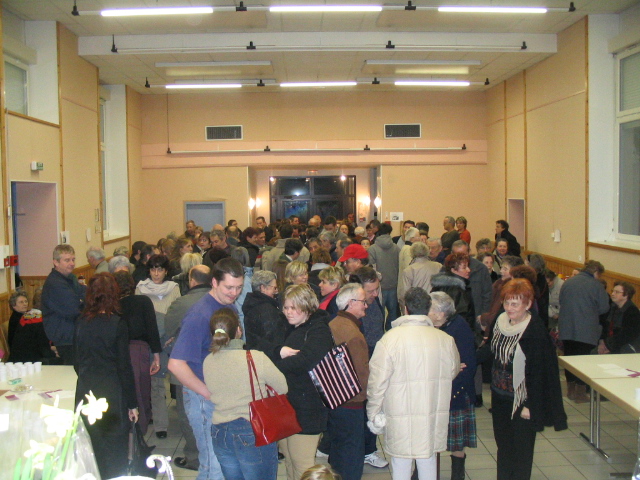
[{"left": 540, "top": 254, "right": 640, "bottom": 309}]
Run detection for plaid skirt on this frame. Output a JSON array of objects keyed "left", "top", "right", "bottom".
[{"left": 447, "top": 394, "right": 477, "bottom": 452}]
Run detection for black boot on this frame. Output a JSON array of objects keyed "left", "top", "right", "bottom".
[
  {"left": 475, "top": 394, "right": 483, "bottom": 407},
  {"left": 451, "top": 454, "right": 466, "bottom": 480}
]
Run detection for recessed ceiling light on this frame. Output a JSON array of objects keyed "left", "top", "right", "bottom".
[
  {"left": 438, "top": 6, "right": 547, "bottom": 13},
  {"left": 280, "top": 82, "right": 358, "bottom": 87},
  {"left": 270, "top": 5, "right": 382, "bottom": 12},
  {"left": 395, "top": 80, "right": 471, "bottom": 86},
  {"left": 165, "top": 84, "right": 243, "bottom": 89}
]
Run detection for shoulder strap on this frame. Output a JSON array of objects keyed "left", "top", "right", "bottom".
[{"left": 246, "top": 350, "right": 264, "bottom": 401}]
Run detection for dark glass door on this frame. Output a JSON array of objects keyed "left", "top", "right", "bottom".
[{"left": 270, "top": 176, "right": 356, "bottom": 223}]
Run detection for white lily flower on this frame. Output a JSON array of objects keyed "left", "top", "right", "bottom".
[
  {"left": 23, "top": 439, "right": 54, "bottom": 469},
  {"left": 80, "top": 391, "right": 109, "bottom": 425},
  {"left": 40, "top": 404, "right": 75, "bottom": 437}
]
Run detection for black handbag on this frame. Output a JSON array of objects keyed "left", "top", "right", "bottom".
[{"left": 127, "top": 421, "right": 157, "bottom": 478}]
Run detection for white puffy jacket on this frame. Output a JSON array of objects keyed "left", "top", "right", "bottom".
[{"left": 367, "top": 315, "right": 460, "bottom": 459}]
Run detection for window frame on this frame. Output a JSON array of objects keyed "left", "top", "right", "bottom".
[
  {"left": 613, "top": 44, "right": 640, "bottom": 244},
  {"left": 4, "top": 56, "right": 29, "bottom": 115}
]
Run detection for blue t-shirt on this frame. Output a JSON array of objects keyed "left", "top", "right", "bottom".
[{"left": 171, "top": 293, "right": 236, "bottom": 381}]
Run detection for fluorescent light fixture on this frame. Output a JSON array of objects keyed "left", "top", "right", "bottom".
[
  {"left": 165, "top": 84, "right": 242, "bottom": 89},
  {"left": 438, "top": 6, "right": 547, "bottom": 13},
  {"left": 395, "top": 80, "right": 471, "bottom": 86},
  {"left": 280, "top": 82, "right": 358, "bottom": 87},
  {"left": 101, "top": 7, "right": 214, "bottom": 17},
  {"left": 270, "top": 5, "right": 382, "bottom": 12},
  {"left": 365, "top": 59, "right": 481, "bottom": 66},
  {"left": 156, "top": 61, "right": 272, "bottom": 68}
]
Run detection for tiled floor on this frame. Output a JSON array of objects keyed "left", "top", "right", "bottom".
[{"left": 149, "top": 378, "right": 638, "bottom": 480}]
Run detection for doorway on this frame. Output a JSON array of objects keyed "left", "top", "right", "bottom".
[
  {"left": 507, "top": 198, "right": 525, "bottom": 248},
  {"left": 270, "top": 176, "right": 356, "bottom": 222},
  {"left": 11, "top": 182, "right": 59, "bottom": 277},
  {"left": 185, "top": 202, "right": 226, "bottom": 231}
]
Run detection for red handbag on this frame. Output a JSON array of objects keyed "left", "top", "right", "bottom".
[{"left": 246, "top": 350, "right": 302, "bottom": 446}]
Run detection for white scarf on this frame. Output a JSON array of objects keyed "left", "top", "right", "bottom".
[
  {"left": 491, "top": 311, "right": 530, "bottom": 418},
  {"left": 136, "top": 278, "right": 178, "bottom": 300}
]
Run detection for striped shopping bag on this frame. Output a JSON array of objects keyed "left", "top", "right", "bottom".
[{"left": 308, "top": 342, "right": 362, "bottom": 409}]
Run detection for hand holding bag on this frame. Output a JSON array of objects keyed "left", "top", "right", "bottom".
[
  {"left": 246, "top": 350, "right": 302, "bottom": 446},
  {"left": 308, "top": 341, "right": 362, "bottom": 410}
]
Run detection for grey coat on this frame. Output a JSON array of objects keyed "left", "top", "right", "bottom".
[
  {"left": 558, "top": 271, "right": 610, "bottom": 346},
  {"left": 467, "top": 256, "right": 493, "bottom": 317},
  {"left": 367, "top": 234, "right": 401, "bottom": 291}
]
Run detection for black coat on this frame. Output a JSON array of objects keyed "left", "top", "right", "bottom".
[
  {"left": 241, "top": 242, "right": 260, "bottom": 267},
  {"left": 604, "top": 301, "right": 640, "bottom": 353},
  {"left": 489, "top": 311, "right": 567, "bottom": 432},
  {"left": 8, "top": 310, "right": 56, "bottom": 363},
  {"left": 243, "top": 291, "right": 289, "bottom": 352},
  {"left": 431, "top": 272, "right": 476, "bottom": 332},
  {"left": 271, "top": 309, "right": 332, "bottom": 434}
]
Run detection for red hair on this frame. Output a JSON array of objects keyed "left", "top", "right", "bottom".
[
  {"left": 444, "top": 252, "right": 469, "bottom": 271},
  {"left": 500, "top": 278, "right": 534, "bottom": 304},
  {"left": 83, "top": 273, "right": 121, "bottom": 320}
]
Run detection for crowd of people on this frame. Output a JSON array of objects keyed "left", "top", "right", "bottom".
[{"left": 3, "top": 212, "right": 639, "bottom": 480}]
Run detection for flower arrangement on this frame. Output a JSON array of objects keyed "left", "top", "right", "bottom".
[{"left": 13, "top": 391, "right": 107, "bottom": 480}]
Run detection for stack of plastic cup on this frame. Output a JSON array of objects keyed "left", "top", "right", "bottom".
[{"left": 34, "top": 362, "right": 42, "bottom": 372}]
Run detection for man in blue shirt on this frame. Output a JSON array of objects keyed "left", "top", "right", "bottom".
[{"left": 169, "top": 258, "right": 245, "bottom": 480}]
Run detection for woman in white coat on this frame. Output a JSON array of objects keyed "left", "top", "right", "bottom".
[{"left": 367, "top": 287, "right": 460, "bottom": 480}]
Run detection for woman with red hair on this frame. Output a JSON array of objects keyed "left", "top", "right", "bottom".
[
  {"left": 489, "top": 278, "right": 566, "bottom": 480},
  {"left": 74, "top": 273, "right": 139, "bottom": 479}
]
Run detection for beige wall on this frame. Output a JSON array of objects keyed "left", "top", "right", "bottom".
[
  {"left": 380, "top": 164, "right": 495, "bottom": 243},
  {"left": 58, "top": 24, "right": 101, "bottom": 260},
  {"left": 486, "top": 19, "right": 589, "bottom": 263},
  {"left": 127, "top": 87, "right": 144, "bottom": 244},
  {"left": 135, "top": 166, "right": 249, "bottom": 243}
]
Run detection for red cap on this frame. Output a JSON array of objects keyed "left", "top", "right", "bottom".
[{"left": 339, "top": 244, "right": 368, "bottom": 263}]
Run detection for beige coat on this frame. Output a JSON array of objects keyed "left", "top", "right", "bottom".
[
  {"left": 398, "top": 257, "right": 442, "bottom": 311},
  {"left": 367, "top": 315, "right": 460, "bottom": 459}
]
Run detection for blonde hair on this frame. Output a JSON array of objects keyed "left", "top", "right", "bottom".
[
  {"left": 285, "top": 260, "right": 308, "bottom": 283},
  {"left": 180, "top": 252, "right": 202, "bottom": 273},
  {"left": 318, "top": 266, "right": 344, "bottom": 287},
  {"left": 283, "top": 284, "right": 318, "bottom": 316},
  {"left": 300, "top": 465, "right": 342, "bottom": 480},
  {"left": 209, "top": 308, "right": 240, "bottom": 354}
]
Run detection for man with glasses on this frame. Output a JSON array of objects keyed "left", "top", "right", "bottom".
[
  {"left": 326, "top": 283, "right": 371, "bottom": 480},
  {"left": 598, "top": 281, "right": 640, "bottom": 354}
]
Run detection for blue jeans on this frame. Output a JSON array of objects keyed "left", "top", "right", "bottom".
[
  {"left": 211, "top": 418, "right": 278, "bottom": 480},
  {"left": 183, "top": 387, "right": 224, "bottom": 480},
  {"left": 382, "top": 289, "right": 399, "bottom": 330},
  {"left": 328, "top": 406, "right": 365, "bottom": 480}
]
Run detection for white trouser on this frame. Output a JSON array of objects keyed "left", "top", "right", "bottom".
[{"left": 391, "top": 455, "right": 437, "bottom": 480}]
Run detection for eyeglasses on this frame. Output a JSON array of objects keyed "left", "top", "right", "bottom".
[
  {"left": 350, "top": 299, "right": 367, "bottom": 305},
  {"left": 150, "top": 267, "right": 166, "bottom": 272},
  {"left": 612, "top": 289, "right": 625, "bottom": 295}
]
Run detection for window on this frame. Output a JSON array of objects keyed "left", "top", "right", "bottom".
[
  {"left": 615, "top": 46, "right": 640, "bottom": 240},
  {"left": 5, "top": 58, "right": 28, "bottom": 115}
]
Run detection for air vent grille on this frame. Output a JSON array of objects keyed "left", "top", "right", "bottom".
[
  {"left": 206, "top": 125, "right": 243, "bottom": 140},
  {"left": 385, "top": 124, "right": 421, "bottom": 138}
]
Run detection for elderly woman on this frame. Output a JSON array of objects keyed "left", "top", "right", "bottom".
[
  {"left": 268, "top": 284, "right": 333, "bottom": 480},
  {"left": 479, "top": 255, "right": 524, "bottom": 330},
  {"left": 243, "top": 270, "right": 288, "bottom": 351},
  {"left": 489, "top": 279, "right": 567, "bottom": 480},
  {"left": 367, "top": 288, "right": 460, "bottom": 480},
  {"left": 286, "top": 260, "right": 321, "bottom": 298},
  {"left": 114, "top": 271, "right": 162, "bottom": 435},
  {"left": 398, "top": 227, "right": 420, "bottom": 278},
  {"left": 109, "top": 254, "right": 134, "bottom": 274},
  {"left": 398, "top": 242, "right": 442, "bottom": 311},
  {"left": 431, "top": 253, "right": 475, "bottom": 331},
  {"left": 136, "top": 253, "right": 181, "bottom": 439},
  {"left": 477, "top": 252, "right": 499, "bottom": 283},
  {"left": 8, "top": 290, "right": 55, "bottom": 363},
  {"left": 428, "top": 292, "right": 477, "bottom": 480},
  {"left": 172, "top": 252, "right": 203, "bottom": 295},
  {"left": 318, "top": 266, "right": 345, "bottom": 316}
]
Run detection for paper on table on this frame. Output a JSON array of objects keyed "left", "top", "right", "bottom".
[{"left": 597, "top": 364, "right": 632, "bottom": 377}]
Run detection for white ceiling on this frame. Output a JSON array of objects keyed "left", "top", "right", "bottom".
[{"left": 4, "top": 0, "right": 639, "bottom": 93}]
